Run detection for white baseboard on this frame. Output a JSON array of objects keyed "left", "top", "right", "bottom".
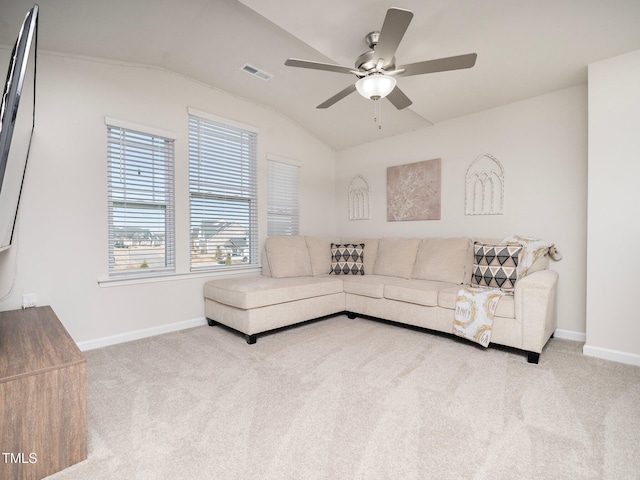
[
  {"left": 553, "top": 329, "right": 586, "bottom": 342},
  {"left": 553, "top": 330, "right": 640, "bottom": 367},
  {"left": 583, "top": 344, "right": 640, "bottom": 367},
  {"left": 78, "top": 321, "right": 639, "bottom": 367},
  {"left": 77, "top": 316, "right": 208, "bottom": 352}
]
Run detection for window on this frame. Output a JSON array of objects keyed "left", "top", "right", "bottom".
[
  {"left": 106, "top": 120, "right": 175, "bottom": 276},
  {"left": 188, "top": 109, "right": 258, "bottom": 270},
  {"left": 267, "top": 156, "right": 300, "bottom": 236}
]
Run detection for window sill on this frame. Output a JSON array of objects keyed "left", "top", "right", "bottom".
[{"left": 97, "top": 264, "right": 262, "bottom": 288}]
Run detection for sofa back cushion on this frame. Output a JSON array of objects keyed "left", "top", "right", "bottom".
[
  {"left": 305, "top": 236, "right": 340, "bottom": 276},
  {"left": 412, "top": 237, "right": 472, "bottom": 284},
  {"left": 373, "top": 237, "right": 420, "bottom": 279},
  {"left": 265, "top": 236, "right": 312, "bottom": 278}
]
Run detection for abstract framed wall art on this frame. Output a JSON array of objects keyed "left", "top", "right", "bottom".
[{"left": 387, "top": 158, "right": 441, "bottom": 221}]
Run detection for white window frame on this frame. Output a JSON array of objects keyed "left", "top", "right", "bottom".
[
  {"left": 188, "top": 108, "right": 259, "bottom": 271},
  {"left": 105, "top": 117, "right": 176, "bottom": 277},
  {"left": 267, "top": 154, "right": 300, "bottom": 236}
]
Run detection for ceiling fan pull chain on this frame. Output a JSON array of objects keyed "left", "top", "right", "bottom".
[
  {"left": 370, "top": 99, "right": 384, "bottom": 129},
  {"left": 373, "top": 99, "right": 383, "bottom": 129}
]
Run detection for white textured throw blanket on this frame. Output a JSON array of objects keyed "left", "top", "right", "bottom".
[
  {"left": 502, "top": 234, "right": 562, "bottom": 278},
  {"left": 453, "top": 288, "right": 506, "bottom": 347}
]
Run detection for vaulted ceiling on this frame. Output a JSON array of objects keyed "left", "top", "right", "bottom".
[{"left": 1, "top": 0, "right": 640, "bottom": 150}]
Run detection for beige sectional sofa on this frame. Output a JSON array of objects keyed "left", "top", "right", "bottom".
[{"left": 203, "top": 236, "right": 558, "bottom": 363}]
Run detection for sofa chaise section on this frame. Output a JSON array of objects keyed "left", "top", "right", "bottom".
[{"left": 204, "top": 274, "right": 344, "bottom": 344}]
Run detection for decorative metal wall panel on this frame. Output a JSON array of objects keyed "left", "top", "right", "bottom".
[
  {"left": 465, "top": 154, "right": 504, "bottom": 215},
  {"left": 348, "top": 175, "right": 371, "bottom": 220}
]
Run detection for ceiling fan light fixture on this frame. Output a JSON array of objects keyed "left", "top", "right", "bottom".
[{"left": 355, "top": 74, "right": 397, "bottom": 100}]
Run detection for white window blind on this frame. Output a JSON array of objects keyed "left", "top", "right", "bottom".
[
  {"left": 107, "top": 124, "right": 175, "bottom": 276},
  {"left": 189, "top": 114, "right": 258, "bottom": 270},
  {"left": 267, "top": 158, "right": 300, "bottom": 236}
]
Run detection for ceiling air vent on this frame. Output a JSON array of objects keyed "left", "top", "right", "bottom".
[{"left": 240, "top": 63, "right": 273, "bottom": 81}]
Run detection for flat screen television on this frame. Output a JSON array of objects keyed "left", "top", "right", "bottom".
[{"left": 0, "top": 4, "right": 38, "bottom": 253}]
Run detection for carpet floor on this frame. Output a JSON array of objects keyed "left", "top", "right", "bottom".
[{"left": 47, "top": 315, "right": 640, "bottom": 479}]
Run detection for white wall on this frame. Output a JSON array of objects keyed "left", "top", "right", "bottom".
[
  {"left": 586, "top": 49, "right": 640, "bottom": 365},
  {"left": 335, "top": 85, "right": 588, "bottom": 336},
  {"left": 0, "top": 49, "right": 336, "bottom": 345},
  {"left": 0, "top": 47, "right": 599, "bottom": 352}
]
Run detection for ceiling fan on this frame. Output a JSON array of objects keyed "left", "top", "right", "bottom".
[{"left": 284, "top": 7, "right": 477, "bottom": 110}]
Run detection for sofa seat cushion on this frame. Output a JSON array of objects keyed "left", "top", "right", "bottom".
[
  {"left": 383, "top": 279, "right": 458, "bottom": 307},
  {"left": 342, "top": 275, "right": 386, "bottom": 298},
  {"left": 204, "top": 275, "right": 343, "bottom": 310},
  {"left": 437, "top": 286, "right": 515, "bottom": 318}
]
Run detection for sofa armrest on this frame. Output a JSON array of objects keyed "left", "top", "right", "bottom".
[{"left": 514, "top": 269, "right": 559, "bottom": 353}]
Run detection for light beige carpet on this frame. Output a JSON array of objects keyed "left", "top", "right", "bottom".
[{"left": 47, "top": 315, "right": 640, "bottom": 480}]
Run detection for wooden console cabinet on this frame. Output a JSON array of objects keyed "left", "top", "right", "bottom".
[{"left": 0, "top": 306, "right": 87, "bottom": 480}]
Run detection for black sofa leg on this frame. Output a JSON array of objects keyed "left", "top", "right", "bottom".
[
  {"left": 346, "top": 312, "right": 357, "bottom": 319},
  {"left": 206, "top": 318, "right": 217, "bottom": 327},
  {"left": 527, "top": 351, "right": 540, "bottom": 364},
  {"left": 246, "top": 334, "right": 257, "bottom": 345}
]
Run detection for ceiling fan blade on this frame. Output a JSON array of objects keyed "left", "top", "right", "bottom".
[
  {"left": 317, "top": 84, "right": 357, "bottom": 109},
  {"left": 398, "top": 53, "right": 478, "bottom": 77},
  {"left": 374, "top": 8, "right": 414, "bottom": 65},
  {"left": 386, "top": 86, "right": 412, "bottom": 110},
  {"left": 285, "top": 58, "right": 354, "bottom": 75}
]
